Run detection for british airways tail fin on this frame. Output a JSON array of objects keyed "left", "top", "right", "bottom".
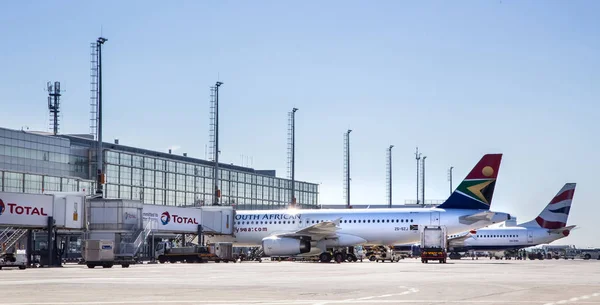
[
  {"left": 437, "top": 153, "right": 503, "bottom": 210},
  {"left": 521, "top": 183, "right": 576, "bottom": 229}
]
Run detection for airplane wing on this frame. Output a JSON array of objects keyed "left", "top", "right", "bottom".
[
  {"left": 458, "top": 211, "right": 496, "bottom": 225},
  {"left": 272, "top": 218, "right": 342, "bottom": 240},
  {"left": 447, "top": 233, "right": 473, "bottom": 246}
]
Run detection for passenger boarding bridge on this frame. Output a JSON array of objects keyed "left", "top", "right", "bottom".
[{"left": 0, "top": 191, "right": 234, "bottom": 267}]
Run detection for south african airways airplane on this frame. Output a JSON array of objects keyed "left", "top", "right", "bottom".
[
  {"left": 208, "top": 153, "right": 511, "bottom": 262},
  {"left": 447, "top": 183, "right": 577, "bottom": 256}
]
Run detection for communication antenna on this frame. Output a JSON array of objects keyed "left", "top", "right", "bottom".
[{"left": 47, "top": 81, "right": 61, "bottom": 135}]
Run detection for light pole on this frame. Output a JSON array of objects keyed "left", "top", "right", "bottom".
[
  {"left": 346, "top": 129, "right": 352, "bottom": 208},
  {"left": 388, "top": 145, "right": 393, "bottom": 208},
  {"left": 290, "top": 107, "right": 298, "bottom": 208},
  {"left": 448, "top": 166, "right": 454, "bottom": 195},
  {"left": 95, "top": 36, "right": 107, "bottom": 197},
  {"left": 421, "top": 156, "right": 427, "bottom": 205},
  {"left": 213, "top": 81, "right": 223, "bottom": 205}
]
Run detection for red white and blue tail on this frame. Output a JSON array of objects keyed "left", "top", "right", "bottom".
[{"left": 522, "top": 183, "right": 576, "bottom": 229}]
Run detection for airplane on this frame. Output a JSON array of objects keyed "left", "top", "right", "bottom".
[
  {"left": 447, "top": 183, "right": 577, "bottom": 258},
  {"left": 207, "top": 153, "right": 512, "bottom": 263}
]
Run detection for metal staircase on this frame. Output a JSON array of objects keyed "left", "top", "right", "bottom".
[
  {"left": 119, "top": 219, "right": 158, "bottom": 257},
  {"left": 0, "top": 228, "right": 28, "bottom": 254},
  {"left": 174, "top": 233, "right": 198, "bottom": 246},
  {"left": 0, "top": 227, "right": 13, "bottom": 241}
]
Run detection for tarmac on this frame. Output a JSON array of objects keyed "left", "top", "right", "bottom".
[{"left": 0, "top": 258, "right": 599, "bottom": 305}]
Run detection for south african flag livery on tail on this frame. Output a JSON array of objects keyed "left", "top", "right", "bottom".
[{"left": 437, "top": 154, "right": 503, "bottom": 210}]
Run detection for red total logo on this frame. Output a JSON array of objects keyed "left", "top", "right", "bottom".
[
  {"left": 0, "top": 199, "right": 48, "bottom": 216},
  {"left": 171, "top": 214, "right": 198, "bottom": 224}
]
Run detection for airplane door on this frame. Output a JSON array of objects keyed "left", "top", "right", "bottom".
[
  {"left": 430, "top": 212, "right": 440, "bottom": 225},
  {"left": 527, "top": 231, "right": 534, "bottom": 244}
]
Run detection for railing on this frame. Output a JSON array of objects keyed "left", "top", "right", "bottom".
[
  {"left": 133, "top": 219, "right": 158, "bottom": 254},
  {"left": 0, "top": 227, "right": 14, "bottom": 242},
  {"left": 1, "top": 228, "right": 28, "bottom": 254},
  {"left": 118, "top": 218, "right": 159, "bottom": 257}
]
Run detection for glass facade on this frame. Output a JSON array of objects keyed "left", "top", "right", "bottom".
[
  {"left": 0, "top": 127, "right": 319, "bottom": 209},
  {"left": 103, "top": 149, "right": 318, "bottom": 209}
]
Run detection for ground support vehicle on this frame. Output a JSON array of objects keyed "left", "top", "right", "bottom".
[
  {"left": 578, "top": 249, "right": 600, "bottom": 260},
  {"left": 155, "top": 242, "right": 235, "bottom": 263},
  {"left": 420, "top": 226, "right": 448, "bottom": 264},
  {"left": 83, "top": 240, "right": 134, "bottom": 269},
  {"left": 0, "top": 250, "right": 27, "bottom": 270}
]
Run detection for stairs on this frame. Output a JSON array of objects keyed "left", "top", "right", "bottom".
[
  {"left": 174, "top": 233, "right": 198, "bottom": 246},
  {"left": 119, "top": 219, "right": 159, "bottom": 257},
  {"left": 0, "top": 227, "right": 28, "bottom": 254}
]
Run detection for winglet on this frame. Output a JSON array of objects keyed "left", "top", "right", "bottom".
[{"left": 437, "top": 154, "right": 503, "bottom": 210}]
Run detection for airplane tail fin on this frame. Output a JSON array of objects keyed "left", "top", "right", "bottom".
[
  {"left": 522, "top": 183, "right": 576, "bottom": 229},
  {"left": 437, "top": 154, "right": 502, "bottom": 210}
]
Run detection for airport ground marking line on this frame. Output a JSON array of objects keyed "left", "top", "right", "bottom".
[
  {"left": 543, "top": 291, "right": 600, "bottom": 305},
  {"left": 312, "top": 286, "right": 420, "bottom": 305},
  {"left": 4, "top": 301, "right": 598, "bottom": 305}
]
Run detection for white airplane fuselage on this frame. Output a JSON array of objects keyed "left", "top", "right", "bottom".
[
  {"left": 207, "top": 208, "right": 510, "bottom": 248},
  {"left": 449, "top": 226, "right": 570, "bottom": 252}
]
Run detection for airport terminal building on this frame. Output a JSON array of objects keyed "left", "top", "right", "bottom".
[{"left": 0, "top": 126, "right": 319, "bottom": 210}]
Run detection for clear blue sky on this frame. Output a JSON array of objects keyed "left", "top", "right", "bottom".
[{"left": 1, "top": 1, "right": 599, "bottom": 247}]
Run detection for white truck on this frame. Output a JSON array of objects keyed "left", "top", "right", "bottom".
[
  {"left": 420, "top": 226, "right": 448, "bottom": 264},
  {"left": 0, "top": 249, "right": 27, "bottom": 270}
]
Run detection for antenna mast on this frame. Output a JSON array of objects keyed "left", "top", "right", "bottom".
[{"left": 47, "top": 81, "right": 61, "bottom": 135}]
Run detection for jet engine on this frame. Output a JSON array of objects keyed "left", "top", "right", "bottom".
[{"left": 261, "top": 236, "right": 311, "bottom": 256}]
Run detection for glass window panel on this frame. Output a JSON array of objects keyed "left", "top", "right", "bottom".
[
  {"left": 204, "top": 178, "right": 212, "bottom": 195},
  {"left": 24, "top": 174, "right": 42, "bottom": 193},
  {"left": 133, "top": 155, "right": 143, "bottom": 168},
  {"left": 155, "top": 189, "right": 164, "bottom": 205},
  {"left": 186, "top": 192, "right": 195, "bottom": 205},
  {"left": 120, "top": 153, "right": 132, "bottom": 166},
  {"left": 155, "top": 171, "right": 164, "bottom": 188},
  {"left": 166, "top": 190, "right": 175, "bottom": 206},
  {"left": 5, "top": 172, "right": 23, "bottom": 192},
  {"left": 186, "top": 176, "right": 194, "bottom": 192},
  {"left": 257, "top": 185, "right": 263, "bottom": 200},
  {"left": 132, "top": 186, "right": 141, "bottom": 201},
  {"left": 120, "top": 166, "right": 131, "bottom": 185},
  {"left": 196, "top": 177, "right": 204, "bottom": 194},
  {"left": 145, "top": 157, "right": 155, "bottom": 169},
  {"left": 176, "top": 174, "right": 185, "bottom": 191},
  {"left": 144, "top": 170, "right": 155, "bottom": 188},
  {"left": 106, "top": 184, "right": 118, "bottom": 198},
  {"left": 176, "top": 191, "right": 185, "bottom": 206},
  {"left": 120, "top": 185, "right": 132, "bottom": 200},
  {"left": 156, "top": 159, "right": 164, "bottom": 171},
  {"left": 132, "top": 168, "right": 143, "bottom": 187},
  {"left": 144, "top": 188, "right": 155, "bottom": 204}
]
